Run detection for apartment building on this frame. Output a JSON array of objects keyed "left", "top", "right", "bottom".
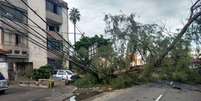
[
  {"left": 28, "top": 0, "right": 69, "bottom": 70},
  {"left": 0, "top": 0, "right": 69, "bottom": 80}
]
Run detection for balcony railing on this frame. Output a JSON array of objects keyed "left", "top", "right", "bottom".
[{"left": 0, "top": 42, "right": 29, "bottom": 57}]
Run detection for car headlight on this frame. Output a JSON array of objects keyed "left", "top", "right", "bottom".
[{"left": 3, "top": 81, "right": 8, "bottom": 87}]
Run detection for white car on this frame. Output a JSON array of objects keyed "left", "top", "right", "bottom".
[
  {"left": 53, "top": 70, "right": 76, "bottom": 81},
  {"left": 0, "top": 72, "right": 8, "bottom": 94}
]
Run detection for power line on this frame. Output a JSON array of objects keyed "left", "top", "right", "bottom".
[
  {"left": 0, "top": 5, "right": 71, "bottom": 57},
  {"left": 0, "top": 18, "right": 68, "bottom": 58},
  {"left": 0, "top": 18, "right": 91, "bottom": 72},
  {"left": 1, "top": 0, "right": 99, "bottom": 74},
  {"left": 0, "top": 4, "right": 76, "bottom": 61},
  {"left": 18, "top": 0, "right": 74, "bottom": 49},
  {"left": 75, "top": 25, "right": 83, "bottom": 35},
  {"left": 0, "top": 4, "right": 86, "bottom": 65},
  {"left": 0, "top": 19, "right": 62, "bottom": 56},
  {"left": 63, "top": 9, "right": 85, "bottom": 37},
  {"left": 0, "top": 2, "right": 73, "bottom": 55}
]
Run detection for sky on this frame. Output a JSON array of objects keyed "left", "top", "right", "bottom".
[{"left": 65, "top": 0, "right": 192, "bottom": 44}]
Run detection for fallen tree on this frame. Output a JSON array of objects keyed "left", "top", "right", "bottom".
[{"left": 154, "top": 0, "right": 201, "bottom": 67}]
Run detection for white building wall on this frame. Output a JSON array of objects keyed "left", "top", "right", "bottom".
[
  {"left": 0, "top": 28, "right": 2, "bottom": 45},
  {"left": 27, "top": 0, "right": 47, "bottom": 69},
  {"left": 61, "top": 7, "right": 69, "bottom": 68}
]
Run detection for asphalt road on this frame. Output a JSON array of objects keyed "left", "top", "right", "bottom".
[
  {"left": 89, "top": 83, "right": 201, "bottom": 101},
  {"left": 0, "top": 85, "right": 74, "bottom": 101}
]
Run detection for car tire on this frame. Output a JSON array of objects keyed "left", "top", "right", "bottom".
[
  {"left": 65, "top": 79, "right": 69, "bottom": 85},
  {"left": 0, "top": 90, "right": 5, "bottom": 94}
]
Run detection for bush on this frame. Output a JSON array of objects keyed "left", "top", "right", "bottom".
[
  {"left": 159, "top": 64, "right": 201, "bottom": 84},
  {"left": 110, "top": 73, "right": 139, "bottom": 89},
  {"left": 73, "top": 73, "right": 98, "bottom": 88},
  {"left": 32, "top": 65, "right": 53, "bottom": 81},
  {"left": 187, "top": 70, "right": 201, "bottom": 84},
  {"left": 171, "top": 71, "right": 188, "bottom": 83}
]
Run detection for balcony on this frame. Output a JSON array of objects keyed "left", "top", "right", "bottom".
[
  {"left": 46, "top": 11, "right": 63, "bottom": 24},
  {"left": 0, "top": 42, "right": 29, "bottom": 58}
]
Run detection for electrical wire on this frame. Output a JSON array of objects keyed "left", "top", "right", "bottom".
[
  {"left": 0, "top": 18, "right": 90, "bottom": 71},
  {"left": 0, "top": 5, "right": 71, "bottom": 56},
  {"left": 18, "top": 0, "right": 74, "bottom": 49},
  {"left": 0, "top": 2, "right": 74, "bottom": 56},
  {"left": 1, "top": 0, "right": 99, "bottom": 74}
]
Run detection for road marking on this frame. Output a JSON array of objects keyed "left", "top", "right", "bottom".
[{"left": 155, "top": 94, "right": 163, "bottom": 101}]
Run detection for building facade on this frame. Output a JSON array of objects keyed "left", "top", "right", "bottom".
[
  {"left": 28, "top": 0, "right": 69, "bottom": 70},
  {"left": 0, "top": 0, "right": 69, "bottom": 80}
]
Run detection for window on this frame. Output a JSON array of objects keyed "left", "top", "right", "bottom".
[
  {"left": 22, "top": 37, "right": 28, "bottom": 47},
  {"left": 49, "top": 26, "right": 55, "bottom": 31},
  {"left": 4, "top": 33, "right": 12, "bottom": 45},
  {"left": 53, "top": 4, "right": 57, "bottom": 14},
  {"left": 8, "top": 50, "right": 12, "bottom": 54},
  {"left": 48, "top": 25, "right": 60, "bottom": 32},
  {"left": 46, "top": 1, "right": 54, "bottom": 13},
  {"left": 14, "top": 50, "right": 20, "bottom": 54},
  {"left": 58, "top": 71, "right": 66, "bottom": 75},
  {"left": 48, "top": 38, "right": 63, "bottom": 51},
  {"left": 22, "top": 51, "right": 27, "bottom": 55},
  {"left": 15, "top": 34, "right": 21, "bottom": 45},
  {"left": 56, "top": 26, "right": 60, "bottom": 32},
  {"left": 66, "top": 70, "right": 73, "bottom": 75},
  {"left": 46, "top": 1, "right": 62, "bottom": 15},
  {"left": 1, "top": 6, "right": 27, "bottom": 23}
]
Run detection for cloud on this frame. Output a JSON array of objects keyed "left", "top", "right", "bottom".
[{"left": 65, "top": 0, "right": 191, "bottom": 43}]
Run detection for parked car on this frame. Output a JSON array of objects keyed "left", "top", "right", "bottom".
[
  {"left": 53, "top": 70, "right": 77, "bottom": 81},
  {"left": 0, "top": 72, "right": 8, "bottom": 94}
]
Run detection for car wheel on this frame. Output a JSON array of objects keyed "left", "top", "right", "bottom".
[
  {"left": 65, "top": 79, "right": 69, "bottom": 85},
  {"left": 0, "top": 90, "right": 5, "bottom": 94}
]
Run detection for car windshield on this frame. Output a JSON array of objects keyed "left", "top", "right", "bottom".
[
  {"left": 66, "top": 70, "right": 73, "bottom": 75},
  {"left": 58, "top": 71, "right": 65, "bottom": 75},
  {"left": 0, "top": 72, "right": 5, "bottom": 80}
]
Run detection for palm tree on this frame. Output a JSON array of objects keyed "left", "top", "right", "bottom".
[{"left": 69, "top": 8, "right": 80, "bottom": 45}]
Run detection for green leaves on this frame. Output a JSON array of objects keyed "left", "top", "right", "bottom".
[
  {"left": 32, "top": 65, "right": 53, "bottom": 81},
  {"left": 69, "top": 8, "right": 80, "bottom": 24},
  {"left": 104, "top": 13, "right": 167, "bottom": 63},
  {"left": 75, "top": 35, "right": 111, "bottom": 51}
]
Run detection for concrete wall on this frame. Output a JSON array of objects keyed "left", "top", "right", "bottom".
[
  {"left": 61, "top": 7, "right": 69, "bottom": 68},
  {"left": 46, "top": 11, "right": 63, "bottom": 24},
  {"left": 0, "top": 28, "right": 2, "bottom": 45},
  {"left": 27, "top": 0, "right": 47, "bottom": 69}
]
